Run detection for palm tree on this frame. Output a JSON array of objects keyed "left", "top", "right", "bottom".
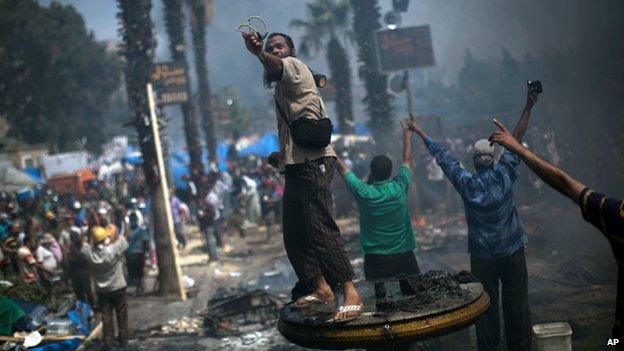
[
  {"left": 162, "top": 0, "right": 204, "bottom": 193},
  {"left": 290, "top": 0, "right": 355, "bottom": 134},
  {"left": 350, "top": 0, "right": 394, "bottom": 152},
  {"left": 116, "top": 0, "right": 180, "bottom": 296},
  {"left": 187, "top": 0, "right": 217, "bottom": 163}
]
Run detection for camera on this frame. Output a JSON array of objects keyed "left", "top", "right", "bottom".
[
  {"left": 527, "top": 80, "right": 543, "bottom": 94},
  {"left": 310, "top": 69, "right": 327, "bottom": 88}
]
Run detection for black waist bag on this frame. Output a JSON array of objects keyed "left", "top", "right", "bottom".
[{"left": 276, "top": 98, "right": 333, "bottom": 149}]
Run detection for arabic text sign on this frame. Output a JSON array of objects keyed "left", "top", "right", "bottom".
[
  {"left": 376, "top": 26, "right": 435, "bottom": 72},
  {"left": 151, "top": 62, "right": 189, "bottom": 105}
]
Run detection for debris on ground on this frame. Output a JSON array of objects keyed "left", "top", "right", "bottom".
[
  {"left": 203, "top": 289, "right": 280, "bottom": 337},
  {"left": 553, "top": 258, "right": 608, "bottom": 287},
  {"left": 149, "top": 316, "right": 203, "bottom": 336},
  {"left": 415, "top": 216, "right": 468, "bottom": 252}
]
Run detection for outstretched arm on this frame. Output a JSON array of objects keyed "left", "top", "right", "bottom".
[
  {"left": 242, "top": 32, "right": 283, "bottom": 77},
  {"left": 512, "top": 90, "right": 538, "bottom": 142},
  {"left": 406, "top": 119, "right": 476, "bottom": 198},
  {"left": 489, "top": 119, "right": 584, "bottom": 201},
  {"left": 400, "top": 115, "right": 415, "bottom": 169},
  {"left": 336, "top": 157, "right": 349, "bottom": 179}
]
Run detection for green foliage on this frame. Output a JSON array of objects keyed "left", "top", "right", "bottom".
[
  {"left": 0, "top": 0, "right": 122, "bottom": 153},
  {"left": 291, "top": 0, "right": 354, "bottom": 133},
  {"left": 162, "top": 0, "right": 204, "bottom": 183},
  {"left": 187, "top": 0, "right": 217, "bottom": 162},
  {"left": 117, "top": 0, "right": 158, "bottom": 182}
]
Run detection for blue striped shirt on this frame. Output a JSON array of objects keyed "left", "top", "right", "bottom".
[{"left": 424, "top": 136, "right": 527, "bottom": 258}]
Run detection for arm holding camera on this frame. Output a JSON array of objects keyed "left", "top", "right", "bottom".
[{"left": 512, "top": 89, "right": 539, "bottom": 142}]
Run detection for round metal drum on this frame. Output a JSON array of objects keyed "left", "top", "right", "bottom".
[{"left": 278, "top": 280, "right": 489, "bottom": 350}]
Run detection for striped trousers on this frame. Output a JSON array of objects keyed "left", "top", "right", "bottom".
[{"left": 283, "top": 156, "right": 355, "bottom": 288}]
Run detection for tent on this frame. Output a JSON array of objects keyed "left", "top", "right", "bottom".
[
  {"left": 238, "top": 132, "right": 279, "bottom": 158},
  {"left": 0, "top": 164, "right": 41, "bottom": 192}
]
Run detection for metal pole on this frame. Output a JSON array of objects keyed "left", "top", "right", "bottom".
[
  {"left": 147, "top": 83, "right": 187, "bottom": 301},
  {"left": 404, "top": 70, "right": 413, "bottom": 116},
  {"left": 404, "top": 70, "right": 419, "bottom": 217}
]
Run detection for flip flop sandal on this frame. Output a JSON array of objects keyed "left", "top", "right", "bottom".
[
  {"left": 326, "top": 304, "right": 364, "bottom": 324},
  {"left": 291, "top": 294, "right": 334, "bottom": 309}
]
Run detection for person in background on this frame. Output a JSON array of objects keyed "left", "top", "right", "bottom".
[
  {"left": 199, "top": 185, "right": 219, "bottom": 262},
  {"left": 170, "top": 191, "right": 187, "bottom": 249},
  {"left": 17, "top": 235, "right": 38, "bottom": 284},
  {"left": 36, "top": 233, "right": 62, "bottom": 303},
  {"left": 66, "top": 227, "right": 96, "bottom": 308},
  {"left": 125, "top": 212, "right": 149, "bottom": 295},
  {"left": 488, "top": 118, "right": 624, "bottom": 346},
  {"left": 81, "top": 225, "right": 128, "bottom": 350}
]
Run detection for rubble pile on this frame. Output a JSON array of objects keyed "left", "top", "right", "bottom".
[
  {"left": 203, "top": 289, "right": 279, "bottom": 337},
  {"left": 376, "top": 270, "right": 473, "bottom": 313},
  {"left": 150, "top": 316, "right": 203, "bottom": 336},
  {"left": 219, "top": 329, "right": 307, "bottom": 351}
]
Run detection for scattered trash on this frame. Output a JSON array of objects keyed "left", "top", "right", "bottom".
[
  {"left": 150, "top": 316, "right": 203, "bottom": 336},
  {"left": 21, "top": 330, "right": 42, "bottom": 348},
  {"left": 46, "top": 318, "right": 76, "bottom": 335},
  {"left": 203, "top": 289, "right": 279, "bottom": 337},
  {"left": 219, "top": 329, "right": 285, "bottom": 350},
  {"left": 183, "top": 275, "right": 196, "bottom": 289}
]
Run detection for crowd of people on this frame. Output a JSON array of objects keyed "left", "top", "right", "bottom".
[{"left": 242, "top": 29, "right": 624, "bottom": 349}]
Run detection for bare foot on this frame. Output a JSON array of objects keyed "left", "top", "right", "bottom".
[
  {"left": 295, "top": 286, "right": 335, "bottom": 306},
  {"left": 333, "top": 287, "right": 362, "bottom": 321}
]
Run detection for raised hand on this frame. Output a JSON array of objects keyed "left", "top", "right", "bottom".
[
  {"left": 242, "top": 32, "right": 263, "bottom": 56},
  {"left": 526, "top": 90, "right": 538, "bottom": 107},
  {"left": 488, "top": 119, "right": 523, "bottom": 152},
  {"left": 403, "top": 114, "right": 426, "bottom": 138}
]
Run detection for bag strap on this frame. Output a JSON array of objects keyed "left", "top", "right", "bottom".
[{"left": 275, "top": 97, "right": 291, "bottom": 127}]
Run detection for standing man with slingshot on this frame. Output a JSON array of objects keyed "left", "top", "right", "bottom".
[{"left": 239, "top": 20, "right": 363, "bottom": 323}]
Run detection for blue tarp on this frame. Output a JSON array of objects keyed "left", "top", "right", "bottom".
[
  {"left": 238, "top": 132, "right": 279, "bottom": 158},
  {"left": 29, "top": 338, "right": 80, "bottom": 351},
  {"left": 332, "top": 123, "right": 370, "bottom": 135},
  {"left": 23, "top": 168, "right": 44, "bottom": 183},
  {"left": 170, "top": 142, "right": 229, "bottom": 189}
]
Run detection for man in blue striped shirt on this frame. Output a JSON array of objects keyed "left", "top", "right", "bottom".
[{"left": 408, "top": 89, "right": 538, "bottom": 351}]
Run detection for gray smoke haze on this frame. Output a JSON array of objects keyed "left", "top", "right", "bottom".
[
  {"left": 38, "top": 1, "right": 623, "bottom": 195},
  {"left": 39, "top": 0, "right": 623, "bottom": 112}
]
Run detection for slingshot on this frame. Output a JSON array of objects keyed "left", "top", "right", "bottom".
[{"left": 235, "top": 15, "right": 268, "bottom": 41}]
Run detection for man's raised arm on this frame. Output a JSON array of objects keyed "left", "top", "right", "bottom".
[
  {"left": 401, "top": 115, "right": 415, "bottom": 169},
  {"left": 512, "top": 89, "right": 538, "bottom": 142},
  {"left": 242, "top": 33, "right": 282, "bottom": 77},
  {"left": 489, "top": 119, "right": 584, "bottom": 201}
]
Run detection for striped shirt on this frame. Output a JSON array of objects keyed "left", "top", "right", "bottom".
[{"left": 579, "top": 187, "right": 624, "bottom": 337}]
